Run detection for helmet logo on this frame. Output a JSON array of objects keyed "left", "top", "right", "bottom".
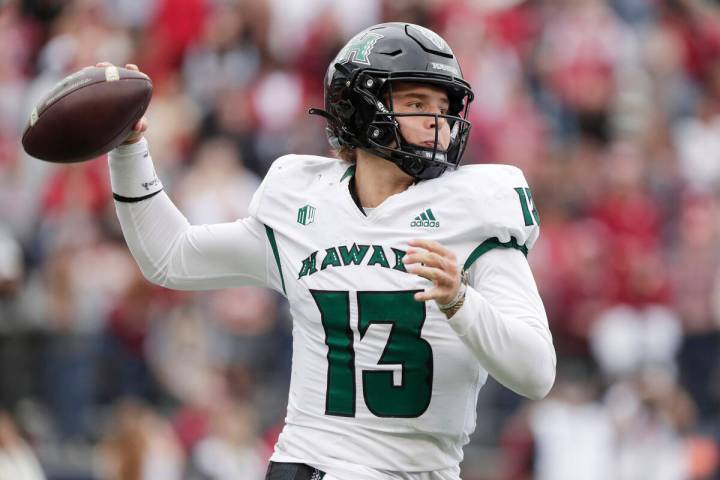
[
  {"left": 335, "top": 32, "right": 384, "bottom": 66},
  {"left": 414, "top": 26, "right": 448, "bottom": 52}
]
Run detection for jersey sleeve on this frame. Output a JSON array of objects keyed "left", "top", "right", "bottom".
[
  {"left": 460, "top": 164, "right": 540, "bottom": 273},
  {"left": 448, "top": 247, "right": 556, "bottom": 399},
  {"left": 247, "top": 154, "right": 291, "bottom": 219},
  {"left": 109, "top": 138, "right": 283, "bottom": 293},
  {"left": 442, "top": 164, "right": 554, "bottom": 399}
]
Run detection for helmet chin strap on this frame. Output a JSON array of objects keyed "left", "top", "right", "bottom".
[
  {"left": 366, "top": 139, "right": 452, "bottom": 181},
  {"left": 402, "top": 143, "right": 448, "bottom": 163},
  {"left": 391, "top": 128, "right": 451, "bottom": 179},
  {"left": 393, "top": 144, "right": 451, "bottom": 180},
  {"left": 362, "top": 120, "right": 455, "bottom": 180}
]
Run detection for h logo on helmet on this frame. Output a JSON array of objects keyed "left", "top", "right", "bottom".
[{"left": 335, "top": 32, "right": 384, "bottom": 66}]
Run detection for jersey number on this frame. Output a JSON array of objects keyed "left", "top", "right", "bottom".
[
  {"left": 310, "top": 290, "right": 433, "bottom": 418},
  {"left": 514, "top": 187, "right": 540, "bottom": 226}
]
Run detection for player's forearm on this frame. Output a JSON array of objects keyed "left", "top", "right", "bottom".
[
  {"left": 108, "top": 138, "right": 179, "bottom": 285},
  {"left": 108, "top": 139, "right": 268, "bottom": 290},
  {"left": 113, "top": 191, "right": 193, "bottom": 288},
  {"left": 448, "top": 286, "right": 556, "bottom": 399}
]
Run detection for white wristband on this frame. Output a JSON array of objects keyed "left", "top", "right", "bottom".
[{"left": 108, "top": 137, "right": 163, "bottom": 199}]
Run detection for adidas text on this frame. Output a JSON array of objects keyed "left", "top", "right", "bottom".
[{"left": 410, "top": 220, "right": 440, "bottom": 228}]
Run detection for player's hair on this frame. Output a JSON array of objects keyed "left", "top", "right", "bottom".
[{"left": 336, "top": 145, "right": 357, "bottom": 163}]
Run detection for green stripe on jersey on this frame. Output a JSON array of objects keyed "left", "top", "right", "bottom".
[
  {"left": 463, "top": 237, "right": 528, "bottom": 272},
  {"left": 264, "top": 225, "right": 286, "bottom": 295}
]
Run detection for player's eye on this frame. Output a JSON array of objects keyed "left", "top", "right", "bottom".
[{"left": 408, "top": 101, "right": 424, "bottom": 110}]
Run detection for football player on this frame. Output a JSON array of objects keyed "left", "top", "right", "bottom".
[{"left": 106, "top": 22, "right": 555, "bottom": 480}]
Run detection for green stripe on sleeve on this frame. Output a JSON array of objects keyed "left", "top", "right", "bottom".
[
  {"left": 463, "top": 237, "right": 529, "bottom": 272},
  {"left": 264, "top": 225, "right": 286, "bottom": 295}
]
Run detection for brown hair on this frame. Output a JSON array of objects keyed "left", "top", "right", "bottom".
[{"left": 336, "top": 145, "right": 357, "bottom": 163}]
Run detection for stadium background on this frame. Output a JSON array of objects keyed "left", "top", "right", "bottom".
[{"left": 1, "top": 0, "right": 720, "bottom": 478}]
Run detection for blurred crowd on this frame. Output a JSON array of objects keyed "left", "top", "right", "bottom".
[{"left": 1, "top": 0, "right": 720, "bottom": 478}]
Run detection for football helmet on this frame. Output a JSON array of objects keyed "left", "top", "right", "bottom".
[{"left": 310, "top": 22, "right": 474, "bottom": 180}]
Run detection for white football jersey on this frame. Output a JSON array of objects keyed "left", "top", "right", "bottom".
[{"left": 250, "top": 155, "right": 540, "bottom": 472}]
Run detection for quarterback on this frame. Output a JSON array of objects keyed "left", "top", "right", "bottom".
[{"left": 106, "top": 23, "right": 555, "bottom": 480}]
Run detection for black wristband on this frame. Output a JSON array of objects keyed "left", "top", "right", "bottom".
[{"left": 112, "top": 189, "right": 163, "bottom": 203}]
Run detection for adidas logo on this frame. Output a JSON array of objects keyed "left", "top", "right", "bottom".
[{"left": 410, "top": 208, "right": 440, "bottom": 228}]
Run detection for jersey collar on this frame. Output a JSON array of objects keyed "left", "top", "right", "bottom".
[{"left": 340, "top": 164, "right": 355, "bottom": 182}]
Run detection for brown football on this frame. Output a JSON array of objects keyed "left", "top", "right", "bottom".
[{"left": 21, "top": 66, "right": 152, "bottom": 163}]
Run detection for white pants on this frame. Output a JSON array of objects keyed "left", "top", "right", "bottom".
[{"left": 310, "top": 461, "right": 461, "bottom": 480}]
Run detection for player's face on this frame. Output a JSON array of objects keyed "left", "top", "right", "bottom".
[{"left": 390, "top": 83, "right": 451, "bottom": 151}]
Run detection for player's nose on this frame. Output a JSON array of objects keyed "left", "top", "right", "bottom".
[{"left": 424, "top": 112, "right": 447, "bottom": 131}]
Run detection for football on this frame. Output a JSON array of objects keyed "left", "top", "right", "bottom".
[{"left": 21, "top": 65, "right": 152, "bottom": 163}]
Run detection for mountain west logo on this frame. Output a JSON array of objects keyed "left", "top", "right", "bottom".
[
  {"left": 335, "top": 32, "right": 384, "bottom": 65},
  {"left": 414, "top": 25, "right": 448, "bottom": 51},
  {"left": 411, "top": 208, "right": 440, "bottom": 228},
  {"left": 297, "top": 205, "right": 316, "bottom": 225}
]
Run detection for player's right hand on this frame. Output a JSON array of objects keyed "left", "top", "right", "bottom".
[{"left": 94, "top": 62, "right": 149, "bottom": 145}]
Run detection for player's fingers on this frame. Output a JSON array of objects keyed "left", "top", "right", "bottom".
[
  {"left": 405, "top": 263, "right": 435, "bottom": 282},
  {"left": 405, "top": 264, "right": 453, "bottom": 286},
  {"left": 414, "top": 286, "right": 450, "bottom": 303},
  {"left": 125, "top": 63, "right": 139, "bottom": 71},
  {"left": 405, "top": 248, "right": 458, "bottom": 275},
  {"left": 122, "top": 117, "right": 148, "bottom": 145},
  {"left": 404, "top": 250, "right": 448, "bottom": 270},
  {"left": 414, "top": 289, "right": 437, "bottom": 302},
  {"left": 413, "top": 249, "right": 456, "bottom": 272},
  {"left": 409, "top": 239, "right": 455, "bottom": 260}
]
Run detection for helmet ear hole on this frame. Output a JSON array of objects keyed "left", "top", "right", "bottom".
[
  {"left": 336, "top": 99, "right": 355, "bottom": 119},
  {"left": 366, "top": 125, "right": 393, "bottom": 146}
]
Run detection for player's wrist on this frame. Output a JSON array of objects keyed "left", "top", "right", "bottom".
[
  {"left": 108, "top": 137, "right": 162, "bottom": 200},
  {"left": 112, "top": 136, "right": 148, "bottom": 155},
  {"left": 437, "top": 271, "right": 468, "bottom": 319},
  {"left": 121, "top": 134, "right": 144, "bottom": 146}
]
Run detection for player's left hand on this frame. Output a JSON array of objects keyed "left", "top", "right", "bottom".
[{"left": 403, "top": 239, "right": 461, "bottom": 305}]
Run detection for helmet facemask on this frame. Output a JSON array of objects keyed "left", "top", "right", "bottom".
[{"left": 349, "top": 70, "right": 472, "bottom": 180}]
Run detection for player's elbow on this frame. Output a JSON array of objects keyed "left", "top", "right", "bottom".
[
  {"left": 523, "top": 361, "right": 556, "bottom": 400},
  {"left": 520, "top": 347, "right": 556, "bottom": 400},
  {"left": 126, "top": 232, "right": 189, "bottom": 289},
  {"left": 130, "top": 252, "right": 177, "bottom": 288},
  {"left": 140, "top": 268, "right": 195, "bottom": 290},
  {"left": 137, "top": 264, "right": 172, "bottom": 288}
]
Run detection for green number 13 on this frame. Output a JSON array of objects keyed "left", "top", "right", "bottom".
[{"left": 310, "top": 290, "right": 433, "bottom": 418}]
